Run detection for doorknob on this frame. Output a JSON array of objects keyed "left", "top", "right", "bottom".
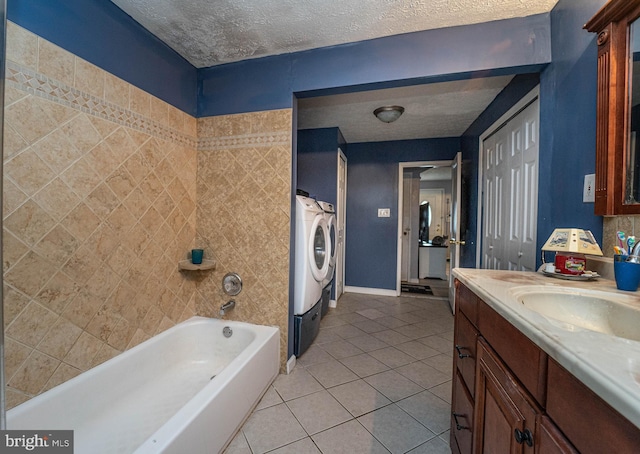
[{"left": 450, "top": 238, "right": 466, "bottom": 246}]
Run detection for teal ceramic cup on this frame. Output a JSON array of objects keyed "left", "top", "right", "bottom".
[
  {"left": 614, "top": 260, "right": 640, "bottom": 291},
  {"left": 191, "top": 249, "right": 204, "bottom": 265}
]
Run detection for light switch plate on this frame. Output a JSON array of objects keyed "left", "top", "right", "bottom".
[
  {"left": 583, "top": 173, "right": 595, "bottom": 203},
  {"left": 378, "top": 208, "right": 391, "bottom": 217}
]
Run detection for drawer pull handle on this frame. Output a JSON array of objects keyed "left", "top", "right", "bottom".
[
  {"left": 452, "top": 412, "right": 469, "bottom": 431},
  {"left": 514, "top": 428, "right": 534, "bottom": 447},
  {"left": 455, "top": 345, "right": 470, "bottom": 359}
]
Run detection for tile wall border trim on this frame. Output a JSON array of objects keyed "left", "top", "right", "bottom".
[
  {"left": 5, "top": 61, "right": 196, "bottom": 148},
  {"left": 198, "top": 131, "right": 291, "bottom": 151}
]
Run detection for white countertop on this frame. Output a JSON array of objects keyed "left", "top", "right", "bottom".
[{"left": 453, "top": 268, "right": 640, "bottom": 429}]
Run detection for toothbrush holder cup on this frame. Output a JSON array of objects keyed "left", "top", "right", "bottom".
[{"left": 614, "top": 259, "right": 640, "bottom": 291}]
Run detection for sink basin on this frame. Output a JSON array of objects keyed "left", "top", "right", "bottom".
[{"left": 509, "top": 287, "right": 640, "bottom": 342}]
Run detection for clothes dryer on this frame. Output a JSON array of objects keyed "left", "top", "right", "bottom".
[{"left": 293, "top": 195, "right": 330, "bottom": 356}]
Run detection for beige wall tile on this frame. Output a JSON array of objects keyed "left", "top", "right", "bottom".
[
  {"left": 3, "top": 24, "right": 294, "bottom": 408},
  {"left": 74, "top": 58, "right": 105, "bottom": 99},
  {"left": 6, "top": 22, "right": 37, "bottom": 70},
  {"left": 104, "top": 73, "right": 130, "bottom": 109},
  {"left": 38, "top": 39, "right": 74, "bottom": 86}
]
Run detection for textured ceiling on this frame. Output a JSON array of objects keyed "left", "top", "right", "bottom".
[
  {"left": 298, "top": 75, "right": 515, "bottom": 142},
  {"left": 109, "top": 0, "right": 556, "bottom": 142},
  {"left": 110, "top": 0, "right": 559, "bottom": 68}
]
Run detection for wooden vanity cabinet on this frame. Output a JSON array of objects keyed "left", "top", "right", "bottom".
[
  {"left": 450, "top": 280, "right": 479, "bottom": 454},
  {"left": 451, "top": 281, "right": 577, "bottom": 453}
]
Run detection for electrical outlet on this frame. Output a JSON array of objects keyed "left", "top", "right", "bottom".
[
  {"left": 378, "top": 208, "right": 391, "bottom": 217},
  {"left": 583, "top": 173, "right": 595, "bottom": 203}
]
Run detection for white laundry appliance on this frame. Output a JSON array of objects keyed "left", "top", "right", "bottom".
[
  {"left": 293, "top": 195, "right": 330, "bottom": 356},
  {"left": 317, "top": 201, "right": 336, "bottom": 316}
]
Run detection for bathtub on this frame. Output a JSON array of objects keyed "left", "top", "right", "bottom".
[{"left": 8, "top": 316, "right": 280, "bottom": 454}]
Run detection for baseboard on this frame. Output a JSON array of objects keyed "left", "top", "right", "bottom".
[
  {"left": 329, "top": 299, "right": 337, "bottom": 308},
  {"left": 344, "top": 286, "right": 398, "bottom": 297},
  {"left": 286, "top": 355, "right": 296, "bottom": 374}
]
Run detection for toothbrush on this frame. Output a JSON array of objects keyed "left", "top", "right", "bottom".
[
  {"left": 617, "top": 231, "right": 627, "bottom": 254},
  {"left": 628, "top": 236, "right": 636, "bottom": 255}
]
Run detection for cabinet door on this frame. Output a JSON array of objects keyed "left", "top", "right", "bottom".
[
  {"left": 474, "top": 338, "right": 539, "bottom": 454},
  {"left": 451, "top": 371, "right": 474, "bottom": 454},
  {"left": 454, "top": 311, "right": 478, "bottom": 398},
  {"left": 536, "top": 416, "right": 578, "bottom": 454}
]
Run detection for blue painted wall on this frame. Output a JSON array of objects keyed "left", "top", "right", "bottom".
[
  {"left": 537, "top": 0, "right": 605, "bottom": 257},
  {"left": 198, "top": 14, "right": 552, "bottom": 117},
  {"left": 297, "top": 128, "right": 345, "bottom": 203},
  {"left": 8, "top": 0, "right": 197, "bottom": 115},
  {"left": 344, "top": 139, "right": 459, "bottom": 290}
]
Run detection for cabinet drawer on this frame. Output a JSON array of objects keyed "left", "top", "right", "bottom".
[
  {"left": 477, "top": 300, "right": 547, "bottom": 405},
  {"left": 451, "top": 370, "right": 474, "bottom": 454},
  {"left": 454, "top": 312, "right": 478, "bottom": 398},
  {"left": 455, "top": 280, "right": 478, "bottom": 326},
  {"left": 546, "top": 359, "right": 640, "bottom": 454}
]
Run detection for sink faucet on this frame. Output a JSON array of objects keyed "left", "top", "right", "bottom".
[{"left": 220, "top": 300, "right": 236, "bottom": 316}]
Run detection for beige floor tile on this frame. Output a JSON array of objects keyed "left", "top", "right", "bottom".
[
  {"left": 286, "top": 390, "right": 352, "bottom": 435},
  {"left": 272, "top": 367, "right": 324, "bottom": 401},
  {"left": 368, "top": 346, "right": 416, "bottom": 369},
  {"left": 372, "top": 329, "right": 413, "bottom": 346},
  {"left": 269, "top": 437, "right": 321, "bottom": 453},
  {"left": 296, "top": 345, "right": 333, "bottom": 368},
  {"left": 429, "top": 381, "right": 452, "bottom": 404},
  {"left": 255, "top": 385, "right": 283, "bottom": 410},
  {"left": 340, "top": 353, "right": 390, "bottom": 378},
  {"left": 321, "top": 339, "right": 364, "bottom": 359},
  {"left": 351, "top": 319, "right": 388, "bottom": 334},
  {"left": 328, "top": 379, "right": 391, "bottom": 417},
  {"left": 395, "top": 340, "right": 441, "bottom": 360},
  {"left": 306, "top": 358, "right": 359, "bottom": 388},
  {"left": 347, "top": 333, "right": 390, "bottom": 352},
  {"left": 358, "top": 404, "right": 436, "bottom": 454},
  {"left": 397, "top": 390, "right": 452, "bottom": 435},
  {"left": 241, "top": 403, "right": 306, "bottom": 454},
  {"left": 395, "top": 362, "right": 451, "bottom": 389},
  {"left": 364, "top": 369, "right": 424, "bottom": 402},
  {"left": 423, "top": 354, "right": 454, "bottom": 375},
  {"left": 312, "top": 419, "right": 390, "bottom": 454},
  {"left": 407, "top": 435, "right": 452, "bottom": 453}
]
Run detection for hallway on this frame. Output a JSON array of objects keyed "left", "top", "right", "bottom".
[{"left": 225, "top": 292, "right": 454, "bottom": 453}]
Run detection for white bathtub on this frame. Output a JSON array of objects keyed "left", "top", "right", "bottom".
[{"left": 8, "top": 316, "right": 280, "bottom": 454}]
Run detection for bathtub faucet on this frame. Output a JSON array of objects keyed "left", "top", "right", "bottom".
[{"left": 220, "top": 300, "right": 236, "bottom": 316}]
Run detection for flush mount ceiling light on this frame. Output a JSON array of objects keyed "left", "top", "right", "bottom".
[{"left": 373, "top": 105, "right": 405, "bottom": 123}]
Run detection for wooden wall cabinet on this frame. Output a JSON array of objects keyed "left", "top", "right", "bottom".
[
  {"left": 585, "top": 0, "right": 640, "bottom": 214},
  {"left": 451, "top": 280, "right": 640, "bottom": 453}
]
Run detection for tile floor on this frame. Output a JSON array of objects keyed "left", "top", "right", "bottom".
[{"left": 224, "top": 291, "right": 455, "bottom": 454}]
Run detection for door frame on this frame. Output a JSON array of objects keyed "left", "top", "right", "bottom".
[
  {"left": 333, "top": 148, "right": 347, "bottom": 304},
  {"left": 396, "top": 160, "right": 452, "bottom": 296},
  {"left": 475, "top": 86, "right": 540, "bottom": 268}
]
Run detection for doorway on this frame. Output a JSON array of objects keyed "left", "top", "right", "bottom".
[{"left": 397, "top": 160, "right": 453, "bottom": 298}]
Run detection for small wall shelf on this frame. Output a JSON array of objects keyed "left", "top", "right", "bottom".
[{"left": 178, "top": 259, "right": 217, "bottom": 271}]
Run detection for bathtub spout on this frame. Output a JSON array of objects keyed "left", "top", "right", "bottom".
[{"left": 220, "top": 300, "right": 236, "bottom": 316}]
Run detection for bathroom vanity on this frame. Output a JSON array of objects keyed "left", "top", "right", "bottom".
[{"left": 450, "top": 269, "right": 640, "bottom": 453}]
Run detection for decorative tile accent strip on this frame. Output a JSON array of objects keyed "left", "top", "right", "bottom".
[
  {"left": 198, "top": 131, "right": 291, "bottom": 151},
  {"left": 5, "top": 61, "right": 196, "bottom": 148}
]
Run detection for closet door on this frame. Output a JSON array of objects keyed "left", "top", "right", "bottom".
[{"left": 482, "top": 98, "right": 539, "bottom": 271}]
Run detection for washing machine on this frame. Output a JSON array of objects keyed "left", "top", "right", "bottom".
[
  {"left": 293, "top": 195, "right": 330, "bottom": 356},
  {"left": 317, "top": 201, "right": 336, "bottom": 316}
]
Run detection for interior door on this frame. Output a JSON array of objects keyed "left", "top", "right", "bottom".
[
  {"left": 401, "top": 172, "right": 413, "bottom": 282},
  {"left": 482, "top": 98, "right": 539, "bottom": 271},
  {"left": 335, "top": 151, "right": 347, "bottom": 299},
  {"left": 448, "top": 152, "right": 463, "bottom": 311}
]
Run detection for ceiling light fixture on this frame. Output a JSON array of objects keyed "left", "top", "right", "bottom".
[{"left": 373, "top": 105, "right": 405, "bottom": 123}]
